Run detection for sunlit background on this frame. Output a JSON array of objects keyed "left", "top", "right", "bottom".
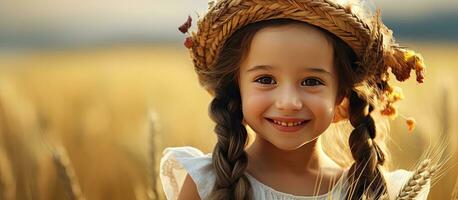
[{"left": 0, "top": 0, "right": 457, "bottom": 199}]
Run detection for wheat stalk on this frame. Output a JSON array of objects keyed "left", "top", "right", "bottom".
[
  {"left": 0, "top": 147, "right": 16, "bottom": 200},
  {"left": 51, "top": 147, "right": 85, "bottom": 200},
  {"left": 147, "top": 111, "right": 160, "bottom": 200},
  {"left": 451, "top": 177, "right": 458, "bottom": 200},
  {"left": 0, "top": 99, "right": 16, "bottom": 200},
  {"left": 395, "top": 159, "right": 437, "bottom": 200}
]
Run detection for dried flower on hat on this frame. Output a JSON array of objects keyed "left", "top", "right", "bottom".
[
  {"left": 184, "top": 37, "right": 194, "bottom": 49},
  {"left": 178, "top": 15, "right": 194, "bottom": 49},
  {"left": 178, "top": 15, "right": 192, "bottom": 34},
  {"left": 387, "top": 86, "right": 404, "bottom": 103},
  {"left": 406, "top": 117, "right": 416, "bottom": 132},
  {"left": 381, "top": 103, "right": 398, "bottom": 120}
]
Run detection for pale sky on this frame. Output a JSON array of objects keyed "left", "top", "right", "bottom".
[{"left": 0, "top": 0, "right": 456, "bottom": 45}]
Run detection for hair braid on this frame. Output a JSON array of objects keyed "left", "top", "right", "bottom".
[
  {"left": 346, "top": 89, "right": 388, "bottom": 199},
  {"left": 207, "top": 81, "right": 253, "bottom": 200},
  {"left": 200, "top": 18, "right": 390, "bottom": 200}
]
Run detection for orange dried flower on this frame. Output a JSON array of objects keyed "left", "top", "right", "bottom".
[
  {"left": 385, "top": 84, "right": 394, "bottom": 93},
  {"left": 403, "top": 49, "right": 426, "bottom": 83},
  {"left": 415, "top": 56, "right": 426, "bottom": 83},
  {"left": 391, "top": 92, "right": 404, "bottom": 102},
  {"left": 388, "top": 86, "right": 404, "bottom": 103},
  {"left": 381, "top": 104, "right": 398, "bottom": 119},
  {"left": 389, "top": 49, "right": 412, "bottom": 82},
  {"left": 416, "top": 68, "right": 425, "bottom": 83},
  {"left": 184, "top": 37, "right": 193, "bottom": 49},
  {"left": 403, "top": 49, "right": 416, "bottom": 61},
  {"left": 406, "top": 117, "right": 416, "bottom": 132}
]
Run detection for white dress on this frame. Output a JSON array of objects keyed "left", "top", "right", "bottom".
[{"left": 159, "top": 146, "right": 431, "bottom": 200}]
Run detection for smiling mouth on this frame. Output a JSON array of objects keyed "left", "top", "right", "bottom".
[{"left": 265, "top": 118, "right": 310, "bottom": 127}]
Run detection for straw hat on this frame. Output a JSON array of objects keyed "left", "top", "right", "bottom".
[{"left": 178, "top": 0, "right": 426, "bottom": 125}]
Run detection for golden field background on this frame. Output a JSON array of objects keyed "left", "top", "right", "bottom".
[{"left": 0, "top": 42, "right": 457, "bottom": 199}]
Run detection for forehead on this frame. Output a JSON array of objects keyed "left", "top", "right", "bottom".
[{"left": 240, "top": 23, "right": 334, "bottom": 73}]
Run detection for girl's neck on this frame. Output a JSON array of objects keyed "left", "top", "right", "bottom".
[{"left": 245, "top": 136, "right": 339, "bottom": 175}]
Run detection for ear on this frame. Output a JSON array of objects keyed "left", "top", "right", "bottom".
[{"left": 332, "top": 97, "right": 349, "bottom": 123}]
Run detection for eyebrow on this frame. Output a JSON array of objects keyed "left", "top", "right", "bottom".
[{"left": 246, "top": 65, "right": 332, "bottom": 75}]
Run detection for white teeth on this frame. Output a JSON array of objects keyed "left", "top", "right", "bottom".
[{"left": 272, "top": 120, "right": 305, "bottom": 127}]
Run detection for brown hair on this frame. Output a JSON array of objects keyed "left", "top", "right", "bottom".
[{"left": 204, "top": 18, "right": 388, "bottom": 200}]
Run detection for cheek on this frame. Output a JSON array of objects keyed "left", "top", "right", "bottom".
[
  {"left": 306, "top": 92, "right": 336, "bottom": 120},
  {"left": 241, "top": 88, "right": 271, "bottom": 119}
]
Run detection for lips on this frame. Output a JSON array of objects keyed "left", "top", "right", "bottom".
[{"left": 265, "top": 117, "right": 310, "bottom": 132}]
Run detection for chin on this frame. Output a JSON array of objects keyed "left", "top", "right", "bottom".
[
  {"left": 273, "top": 136, "right": 320, "bottom": 151},
  {"left": 271, "top": 141, "right": 306, "bottom": 151}
]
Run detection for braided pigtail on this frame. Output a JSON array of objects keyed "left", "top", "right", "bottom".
[
  {"left": 346, "top": 89, "right": 388, "bottom": 199},
  {"left": 204, "top": 19, "right": 319, "bottom": 200},
  {"left": 207, "top": 76, "right": 252, "bottom": 199},
  {"left": 202, "top": 18, "right": 284, "bottom": 200}
]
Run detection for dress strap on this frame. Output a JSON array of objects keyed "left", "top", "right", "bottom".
[{"left": 159, "top": 146, "right": 215, "bottom": 200}]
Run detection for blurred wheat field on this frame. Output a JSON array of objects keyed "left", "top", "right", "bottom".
[{"left": 0, "top": 42, "right": 457, "bottom": 200}]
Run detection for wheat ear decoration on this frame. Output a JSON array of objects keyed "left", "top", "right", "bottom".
[
  {"left": 191, "top": 0, "right": 372, "bottom": 71},
  {"left": 395, "top": 159, "right": 437, "bottom": 200},
  {"left": 51, "top": 147, "right": 85, "bottom": 200}
]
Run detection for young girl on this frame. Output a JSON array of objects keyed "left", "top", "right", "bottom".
[{"left": 160, "top": 0, "right": 433, "bottom": 199}]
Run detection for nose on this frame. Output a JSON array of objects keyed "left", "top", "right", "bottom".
[{"left": 275, "top": 85, "right": 303, "bottom": 111}]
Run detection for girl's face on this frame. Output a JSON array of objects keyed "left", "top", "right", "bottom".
[{"left": 239, "top": 24, "right": 340, "bottom": 151}]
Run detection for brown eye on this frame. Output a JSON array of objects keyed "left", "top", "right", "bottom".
[
  {"left": 301, "top": 78, "right": 323, "bottom": 86},
  {"left": 255, "top": 76, "right": 276, "bottom": 85}
]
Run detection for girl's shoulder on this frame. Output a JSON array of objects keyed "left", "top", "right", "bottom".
[
  {"left": 383, "top": 168, "right": 431, "bottom": 199},
  {"left": 159, "top": 146, "right": 215, "bottom": 200}
]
